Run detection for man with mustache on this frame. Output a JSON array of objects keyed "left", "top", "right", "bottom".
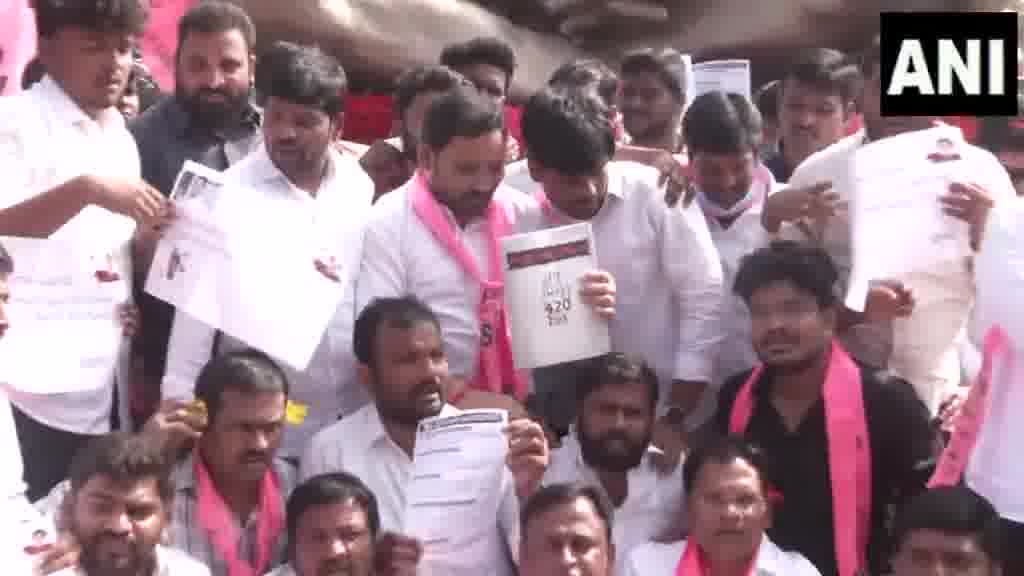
[
  {"left": 542, "top": 353, "right": 684, "bottom": 576},
  {"left": 302, "top": 297, "right": 551, "bottom": 576},
  {"left": 713, "top": 240, "right": 935, "bottom": 576},
  {"left": 619, "top": 48, "right": 688, "bottom": 155},
  {"left": 265, "top": 472, "right": 380, "bottom": 576},
  {"left": 58, "top": 432, "right": 210, "bottom": 576},
  {"left": 130, "top": 1, "right": 262, "bottom": 426},
  {"left": 161, "top": 41, "right": 374, "bottom": 462},
  {"left": 518, "top": 483, "right": 616, "bottom": 576}
]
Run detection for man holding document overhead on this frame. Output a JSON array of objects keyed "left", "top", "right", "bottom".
[
  {"left": 159, "top": 41, "right": 374, "bottom": 460},
  {"left": 355, "top": 85, "right": 616, "bottom": 404},
  {"left": 518, "top": 86, "right": 723, "bottom": 444},
  {"left": 764, "top": 35, "right": 1015, "bottom": 414},
  {"left": 302, "top": 297, "right": 550, "bottom": 576}
]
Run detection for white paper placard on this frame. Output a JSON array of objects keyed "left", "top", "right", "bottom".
[
  {"left": 692, "top": 59, "right": 752, "bottom": 101},
  {"left": 501, "top": 222, "right": 611, "bottom": 369}
]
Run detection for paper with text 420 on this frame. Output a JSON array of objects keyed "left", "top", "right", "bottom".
[
  {"left": 502, "top": 222, "right": 611, "bottom": 369},
  {"left": 145, "top": 162, "right": 348, "bottom": 370},
  {"left": 845, "top": 125, "right": 972, "bottom": 311},
  {"left": 403, "top": 410, "right": 509, "bottom": 561},
  {"left": 0, "top": 236, "right": 128, "bottom": 394}
]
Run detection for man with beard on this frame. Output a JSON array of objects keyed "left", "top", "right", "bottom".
[
  {"left": 264, "top": 472, "right": 380, "bottom": 576},
  {"left": 542, "top": 353, "right": 684, "bottom": 576},
  {"left": 619, "top": 48, "right": 688, "bottom": 155},
  {"left": 130, "top": 1, "right": 262, "bottom": 426},
  {"left": 59, "top": 432, "right": 209, "bottom": 576},
  {"left": 161, "top": 40, "right": 374, "bottom": 462},
  {"left": 714, "top": 240, "right": 935, "bottom": 576},
  {"left": 301, "top": 297, "right": 551, "bottom": 576}
]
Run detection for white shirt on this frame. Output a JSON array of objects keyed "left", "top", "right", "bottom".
[
  {"left": 162, "top": 144, "right": 374, "bottom": 458},
  {"left": 301, "top": 403, "right": 519, "bottom": 576},
  {"left": 52, "top": 545, "right": 211, "bottom": 576},
  {"left": 263, "top": 566, "right": 295, "bottom": 576},
  {"left": 783, "top": 128, "right": 1016, "bottom": 412},
  {"left": 524, "top": 162, "right": 724, "bottom": 401},
  {"left": 626, "top": 537, "right": 822, "bottom": 576},
  {"left": 543, "top": 431, "right": 684, "bottom": 576},
  {"left": 355, "top": 180, "right": 539, "bottom": 383},
  {"left": 704, "top": 185, "right": 779, "bottom": 387},
  {"left": 0, "top": 76, "right": 137, "bottom": 434},
  {"left": 503, "top": 160, "right": 537, "bottom": 196}
]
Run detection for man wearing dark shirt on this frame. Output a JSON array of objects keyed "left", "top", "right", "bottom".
[
  {"left": 129, "top": 1, "right": 261, "bottom": 425},
  {"left": 762, "top": 49, "right": 859, "bottom": 183},
  {"left": 714, "top": 240, "right": 935, "bottom": 576}
]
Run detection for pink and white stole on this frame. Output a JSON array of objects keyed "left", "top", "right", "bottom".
[
  {"left": 674, "top": 540, "right": 756, "bottom": 576},
  {"left": 729, "top": 341, "right": 872, "bottom": 576},
  {"left": 410, "top": 171, "right": 526, "bottom": 399},
  {"left": 929, "top": 325, "right": 1014, "bottom": 487},
  {"left": 193, "top": 453, "right": 284, "bottom": 576}
]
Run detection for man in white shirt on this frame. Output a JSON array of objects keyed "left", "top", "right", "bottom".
[
  {"left": 356, "top": 85, "right": 615, "bottom": 403},
  {"left": 683, "top": 91, "right": 781, "bottom": 392},
  {"left": 627, "top": 436, "right": 821, "bottom": 576},
  {"left": 518, "top": 483, "right": 616, "bottom": 576},
  {"left": 0, "top": 0, "right": 169, "bottom": 501},
  {"left": 543, "top": 353, "right": 683, "bottom": 575},
  {"left": 762, "top": 36, "right": 1015, "bottom": 413},
  {"left": 264, "top": 472, "right": 379, "bottom": 576},
  {"left": 162, "top": 41, "right": 375, "bottom": 460},
  {"left": 302, "top": 296, "right": 550, "bottom": 576},
  {"left": 519, "top": 86, "right": 723, "bottom": 441},
  {"left": 56, "top": 432, "right": 210, "bottom": 576}
]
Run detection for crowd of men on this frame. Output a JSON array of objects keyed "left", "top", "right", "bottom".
[{"left": 1, "top": 0, "right": 1022, "bottom": 575}]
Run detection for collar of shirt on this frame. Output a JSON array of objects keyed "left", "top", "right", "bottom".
[
  {"left": 245, "top": 142, "right": 342, "bottom": 202},
  {"left": 361, "top": 402, "right": 461, "bottom": 452},
  {"left": 37, "top": 75, "right": 124, "bottom": 133},
  {"left": 171, "top": 451, "right": 294, "bottom": 502},
  {"left": 543, "top": 164, "right": 627, "bottom": 223},
  {"left": 164, "top": 96, "right": 262, "bottom": 142},
  {"left": 561, "top": 428, "right": 667, "bottom": 486}
]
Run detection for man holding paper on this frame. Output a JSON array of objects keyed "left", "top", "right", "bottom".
[
  {"left": 302, "top": 297, "right": 550, "bottom": 576},
  {"left": 519, "top": 86, "right": 723, "bottom": 443},
  {"left": 0, "top": 0, "right": 171, "bottom": 501},
  {"left": 762, "top": 36, "right": 1015, "bottom": 414},
  {"left": 161, "top": 41, "right": 374, "bottom": 460},
  {"left": 355, "top": 86, "right": 615, "bottom": 403}
]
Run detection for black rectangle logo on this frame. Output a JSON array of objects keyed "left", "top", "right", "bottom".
[{"left": 880, "top": 11, "right": 1018, "bottom": 116}]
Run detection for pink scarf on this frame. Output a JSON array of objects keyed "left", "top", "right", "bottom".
[
  {"left": 675, "top": 541, "right": 756, "bottom": 576},
  {"left": 410, "top": 171, "right": 526, "bottom": 399},
  {"left": 729, "top": 341, "right": 872, "bottom": 576},
  {"left": 929, "top": 325, "right": 1014, "bottom": 487},
  {"left": 194, "top": 453, "right": 284, "bottom": 576}
]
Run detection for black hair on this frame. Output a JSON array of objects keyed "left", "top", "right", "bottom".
[
  {"left": 0, "top": 241, "right": 13, "bottom": 276},
  {"left": 34, "top": 0, "right": 149, "bottom": 38},
  {"left": 782, "top": 48, "right": 862, "bottom": 104},
  {"left": 439, "top": 37, "right": 516, "bottom": 93},
  {"left": 576, "top": 353, "right": 659, "bottom": 412},
  {"left": 393, "top": 65, "right": 471, "bottom": 119},
  {"left": 421, "top": 85, "right": 505, "bottom": 151},
  {"left": 256, "top": 41, "right": 348, "bottom": 117},
  {"left": 194, "top": 348, "right": 290, "bottom": 422},
  {"left": 548, "top": 58, "right": 619, "bottom": 108},
  {"left": 69, "top": 432, "right": 173, "bottom": 503},
  {"left": 353, "top": 297, "right": 441, "bottom": 367},
  {"left": 287, "top": 472, "right": 381, "bottom": 552},
  {"left": 862, "top": 35, "right": 881, "bottom": 80},
  {"left": 620, "top": 48, "right": 689, "bottom": 101},
  {"left": 520, "top": 482, "right": 614, "bottom": 545},
  {"left": 754, "top": 80, "right": 780, "bottom": 122},
  {"left": 683, "top": 435, "right": 768, "bottom": 497},
  {"left": 892, "top": 486, "right": 1002, "bottom": 564},
  {"left": 21, "top": 57, "right": 46, "bottom": 90},
  {"left": 683, "top": 91, "right": 763, "bottom": 156},
  {"left": 733, "top": 240, "right": 839, "bottom": 309},
  {"left": 176, "top": 1, "right": 255, "bottom": 61},
  {"left": 521, "top": 87, "right": 615, "bottom": 175}
]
